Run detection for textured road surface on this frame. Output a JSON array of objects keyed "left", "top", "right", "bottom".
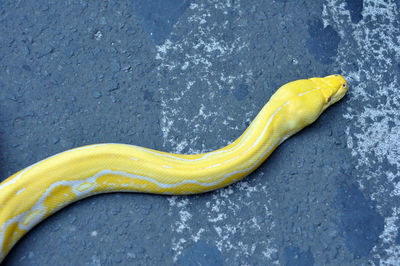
[{"left": 1, "top": 0, "right": 399, "bottom": 265}]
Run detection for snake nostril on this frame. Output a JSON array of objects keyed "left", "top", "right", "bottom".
[{"left": 328, "top": 96, "right": 332, "bottom": 102}]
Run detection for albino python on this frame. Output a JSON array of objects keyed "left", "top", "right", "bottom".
[{"left": 0, "top": 75, "right": 347, "bottom": 261}]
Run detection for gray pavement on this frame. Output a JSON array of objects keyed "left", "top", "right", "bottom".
[{"left": 0, "top": 0, "right": 399, "bottom": 265}]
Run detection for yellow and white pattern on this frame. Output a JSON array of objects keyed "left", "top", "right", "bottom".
[{"left": 0, "top": 75, "right": 347, "bottom": 261}]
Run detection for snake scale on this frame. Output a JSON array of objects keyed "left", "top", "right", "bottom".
[{"left": 0, "top": 75, "right": 347, "bottom": 261}]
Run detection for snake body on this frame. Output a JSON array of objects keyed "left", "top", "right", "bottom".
[{"left": 0, "top": 75, "right": 347, "bottom": 261}]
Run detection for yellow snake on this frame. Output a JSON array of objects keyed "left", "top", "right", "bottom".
[{"left": 0, "top": 75, "right": 347, "bottom": 261}]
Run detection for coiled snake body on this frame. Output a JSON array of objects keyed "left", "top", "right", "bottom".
[{"left": 0, "top": 75, "right": 347, "bottom": 261}]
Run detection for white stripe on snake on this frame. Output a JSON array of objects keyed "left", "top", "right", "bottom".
[{"left": 0, "top": 75, "right": 347, "bottom": 261}]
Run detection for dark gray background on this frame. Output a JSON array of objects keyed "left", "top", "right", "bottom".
[{"left": 1, "top": 0, "right": 399, "bottom": 265}]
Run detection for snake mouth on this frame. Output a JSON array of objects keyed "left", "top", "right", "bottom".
[
  {"left": 332, "top": 77, "right": 348, "bottom": 103},
  {"left": 320, "top": 75, "right": 348, "bottom": 110}
]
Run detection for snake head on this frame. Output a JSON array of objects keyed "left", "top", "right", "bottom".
[{"left": 319, "top": 74, "right": 348, "bottom": 109}]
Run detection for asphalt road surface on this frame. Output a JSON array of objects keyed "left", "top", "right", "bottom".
[{"left": 1, "top": 0, "right": 399, "bottom": 265}]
